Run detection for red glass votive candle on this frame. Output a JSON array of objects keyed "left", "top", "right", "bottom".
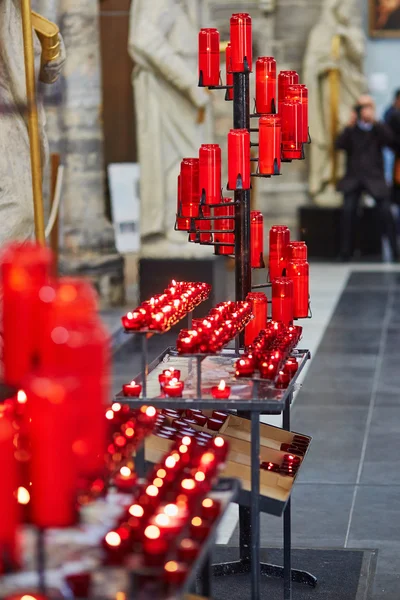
[
  {"left": 250, "top": 211, "right": 264, "bottom": 268},
  {"left": 272, "top": 277, "right": 294, "bottom": 326},
  {"left": 256, "top": 57, "right": 277, "bottom": 114},
  {"left": 143, "top": 531, "right": 169, "bottom": 567},
  {"left": 281, "top": 100, "right": 302, "bottom": 160},
  {"left": 180, "top": 158, "right": 200, "bottom": 209},
  {"left": 198, "top": 28, "right": 220, "bottom": 86},
  {"left": 214, "top": 198, "right": 235, "bottom": 256},
  {"left": 225, "top": 43, "right": 234, "bottom": 100},
  {"left": 114, "top": 467, "right": 137, "bottom": 492},
  {"left": 245, "top": 292, "right": 268, "bottom": 347},
  {"left": 178, "top": 538, "right": 200, "bottom": 562},
  {"left": 190, "top": 516, "right": 210, "bottom": 541},
  {"left": 212, "top": 411, "right": 228, "bottom": 422},
  {"left": 201, "top": 497, "right": 221, "bottom": 520},
  {"left": 164, "top": 560, "right": 188, "bottom": 586},
  {"left": 235, "top": 356, "right": 255, "bottom": 377},
  {"left": 176, "top": 175, "right": 191, "bottom": 231},
  {"left": 261, "top": 461, "right": 280, "bottom": 472},
  {"left": 122, "top": 380, "right": 142, "bottom": 397},
  {"left": 192, "top": 413, "right": 208, "bottom": 426},
  {"left": 269, "top": 225, "right": 290, "bottom": 280},
  {"left": 164, "top": 379, "right": 184, "bottom": 398},
  {"left": 287, "top": 259, "right": 309, "bottom": 318},
  {"left": 207, "top": 418, "right": 225, "bottom": 431},
  {"left": 228, "top": 129, "right": 250, "bottom": 190},
  {"left": 284, "top": 357, "right": 299, "bottom": 377},
  {"left": 159, "top": 369, "right": 181, "bottom": 390},
  {"left": 287, "top": 241, "right": 307, "bottom": 260},
  {"left": 286, "top": 84, "right": 308, "bottom": 142},
  {"left": 230, "top": 13, "right": 252, "bottom": 72},
  {"left": 199, "top": 144, "right": 222, "bottom": 205},
  {"left": 259, "top": 115, "right": 281, "bottom": 176},
  {"left": 276, "top": 370, "right": 290, "bottom": 389},
  {"left": 211, "top": 380, "right": 231, "bottom": 399},
  {"left": 278, "top": 70, "right": 299, "bottom": 105}
]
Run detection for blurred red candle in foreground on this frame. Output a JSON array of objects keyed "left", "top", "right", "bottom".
[
  {"left": 287, "top": 259, "right": 309, "bottom": 318},
  {"left": 225, "top": 43, "right": 234, "bottom": 100},
  {"left": 259, "top": 115, "right": 281, "bottom": 176},
  {"left": 230, "top": 13, "right": 252, "bottom": 72},
  {"left": 269, "top": 225, "right": 290, "bottom": 280},
  {"left": 272, "top": 277, "right": 294, "bottom": 326},
  {"left": 1, "top": 243, "right": 52, "bottom": 386},
  {"left": 256, "top": 57, "right": 277, "bottom": 114},
  {"left": 250, "top": 211, "right": 264, "bottom": 268},
  {"left": 228, "top": 129, "right": 250, "bottom": 190},
  {"left": 27, "top": 375, "right": 78, "bottom": 528},
  {"left": 245, "top": 292, "right": 268, "bottom": 347},
  {"left": 198, "top": 28, "right": 220, "bottom": 86},
  {"left": 0, "top": 412, "right": 19, "bottom": 574}
]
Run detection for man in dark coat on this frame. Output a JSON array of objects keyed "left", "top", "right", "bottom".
[{"left": 336, "top": 95, "right": 398, "bottom": 261}]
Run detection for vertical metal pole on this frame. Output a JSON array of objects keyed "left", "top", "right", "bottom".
[
  {"left": 250, "top": 410, "right": 260, "bottom": 600},
  {"left": 283, "top": 392, "right": 292, "bottom": 600},
  {"left": 136, "top": 334, "right": 149, "bottom": 478}
]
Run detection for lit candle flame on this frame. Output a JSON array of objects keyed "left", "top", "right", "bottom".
[{"left": 218, "top": 380, "right": 226, "bottom": 391}]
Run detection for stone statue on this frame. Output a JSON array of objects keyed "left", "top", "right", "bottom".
[
  {"left": 128, "top": 0, "right": 214, "bottom": 258},
  {"left": 0, "top": 0, "right": 65, "bottom": 244},
  {"left": 303, "top": 0, "right": 367, "bottom": 207}
]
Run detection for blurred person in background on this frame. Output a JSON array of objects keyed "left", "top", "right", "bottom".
[
  {"left": 336, "top": 95, "right": 399, "bottom": 261},
  {"left": 387, "top": 97, "right": 400, "bottom": 209}
]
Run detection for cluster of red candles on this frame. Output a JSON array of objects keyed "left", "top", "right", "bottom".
[
  {"left": 269, "top": 227, "right": 310, "bottom": 322},
  {"left": 176, "top": 301, "right": 253, "bottom": 354},
  {"left": 236, "top": 321, "right": 302, "bottom": 385},
  {"left": 103, "top": 434, "right": 228, "bottom": 587},
  {"left": 0, "top": 243, "right": 110, "bottom": 572},
  {"left": 261, "top": 453, "right": 302, "bottom": 478},
  {"left": 105, "top": 403, "right": 159, "bottom": 494},
  {"left": 157, "top": 403, "right": 229, "bottom": 436},
  {"left": 122, "top": 281, "right": 211, "bottom": 332}
]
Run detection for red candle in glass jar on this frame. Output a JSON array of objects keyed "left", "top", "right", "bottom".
[
  {"left": 201, "top": 497, "right": 221, "bottom": 520},
  {"left": 178, "top": 537, "right": 200, "bottom": 562},
  {"left": 287, "top": 259, "right": 309, "bottom": 318},
  {"left": 230, "top": 13, "right": 252, "bottom": 72},
  {"left": 250, "top": 211, "right": 264, "bottom": 268},
  {"left": 228, "top": 129, "right": 250, "bottom": 190},
  {"left": 214, "top": 198, "right": 235, "bottom": 256},
  {"left": 211, "top": 379, "right": 231, "bottom": 399},
  {"left": 164, "top": 379, "right": 184, "bottom": 398},
  {"left": 269, "top": 225, "right": 290, "bottom": 280},
  {"left": 225, "top": 43, "right": 234, "bottom": 100},
  {"left": 272, "top": 277, "right": 294, "bottom": 326},
  {"left": 27, "top": 375, "right": 78, "bottom": 528},
  {"left": 199, "top": 144, "right": 222, "bottom": 205},
  {"left": 235, "top": 356, "right": 255, "bottom": 377},
  {"left": 164, "top": 560, "right": 188, "bottom": 586},
  {"left": 281, "top": 100, "right": 302, "bottom": 160},
  {"left": 278, "top": 70, "right": 299, "bottom": 105},
  {"left": 176, "top": 174, "right": 191, "bottom": 231},
  {"left": 180, "top": 158, "right": 200, "bottom": 210},
  {"left": 1, "top": 243, "right": 52, "bottom": 386},
  {"left": 259, "top": 115, "right": 281, "bottom": 176},
  {"left": 190, "top": 516, "right": 210, "bottom": 541},
  {"left": 284, "top": 357, "right": 299, "bottom": 378},
  {"left": 198, "top": 28, "right": 220, "bottom": 86},
  {"left": 245, "top": 292, "right": 268, "bottom": 347},
  {"left": 0, "top": 413, "right": 19, "bottom": 574},
  {"left": 286, "top": 84, "right": 308, "bottom": 143},
  {"left": 256, "top": 57, "right": 277, "bottom": 114},
  {"left": 122, "top": 380, "right": 142, "bottom": 397},
  {"left": 287, "top": 241, "right": 307, "bottom": 260}
]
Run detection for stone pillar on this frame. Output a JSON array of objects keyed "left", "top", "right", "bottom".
[{"left": 33, "top": 0, "right": 124, "bottom": 307}]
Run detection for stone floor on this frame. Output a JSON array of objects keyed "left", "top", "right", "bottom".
[{"left": 106, "top": 261, "right": 400, "bottom": 600}]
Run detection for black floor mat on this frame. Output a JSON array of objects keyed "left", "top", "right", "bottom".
[{"left": 208, "top": 547, "right": 377, "bottom": 600}]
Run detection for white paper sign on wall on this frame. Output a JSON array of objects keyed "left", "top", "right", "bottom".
[{"left": 108, "top": 163, "right": 140, "bottom": 254}]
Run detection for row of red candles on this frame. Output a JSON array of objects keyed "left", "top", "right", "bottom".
[
  {"left": 122, "top": 281, "right": 211, "bottom": 332},
  {"left": 0, "top": 243, "right": 112, "bottom": 575},
  {"left": 236, "top": 321, "right": 302, "bottom": 383},
  {"left": 177, "top": 301, "right": 253, "bottom": 354},
  {"left": 103, "top": 434, "right": 228, "bottom": 581}
]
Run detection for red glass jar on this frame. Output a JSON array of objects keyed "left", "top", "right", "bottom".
[
  {"left": 198, "top": 28, "right": 220, "bottom": 86},
  {"left": 287, "top": 241, "right": 307, "bottom": 260},
  {"left": 199, "top": 144, "right": 222, "bottom": 205},
  {"left": 245, "top": 292, "right": 268, "bottom": 347},
  {"left": 176, "top": 174, "right": 191, "bottom": 231},
  {"left": 214, "top": 198, "right": 235, "bottom": 255},
  {"left": 269, "top": 225, "right": 290, "bottom": 280},
  {"left": 278, "top": 70, "right": 299, "bottom": 104},
  {"left": 272, "top": 277, "right": 294, "bottom": 326},
  {"left": 281, "top": 101, "right": 302, "bottom": 160},
  {"left": 287, "top": 259, "right": 309, "bottom": 318},
  {"left": 228, "top": 129, "right": 250, "bottom": 190},
  {"left": 256, "top": 57, "right": 277, "bottom": 114},
  {"left": 259, "top": 115, "right": 281, "bottom": 175},
  {"left": 225, "top": 43, "right": 234, "bottom": 100},
  {"left": 230, "top": 13, "right": 252, "bottom": 72},
  {"left": 286, "top": 85, "right": 308, "bottom": 143},
  {"left": 180, "top": 158, "right": 200, "bottom": 208},
  {"left": 250, "top": 211, "right": 264, "bottom": 268}
]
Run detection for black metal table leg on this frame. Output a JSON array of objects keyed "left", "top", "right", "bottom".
[
  {"left": 198, "top": 551, "right": 212, "bottom": 597},
  {"left": 250, "top": 410, "right": 261, "bottom": 600}
]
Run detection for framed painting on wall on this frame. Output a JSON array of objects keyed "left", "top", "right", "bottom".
[{"left": 370, "top": 0, "right": 400, "bottom": 37}]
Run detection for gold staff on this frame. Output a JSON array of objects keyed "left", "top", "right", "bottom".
[{"left": 20, "top": 0, "right": 45, "bottom": 245}]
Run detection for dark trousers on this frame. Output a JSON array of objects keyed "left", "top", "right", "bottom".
[{"left": 341, "top": 188, "right": 398, "bottom": 259}]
